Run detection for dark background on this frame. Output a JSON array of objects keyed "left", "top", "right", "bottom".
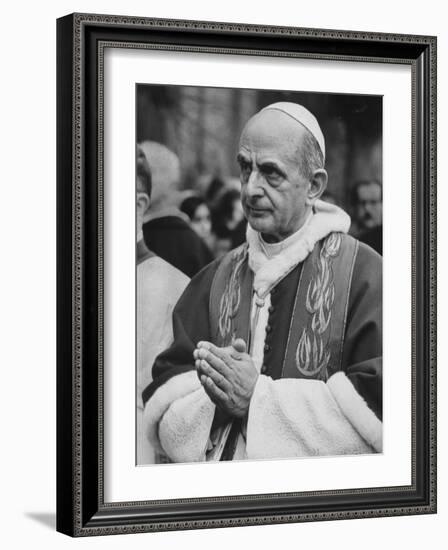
[{"left": 136, "top": 84, "right": 382, "bottom": 211}]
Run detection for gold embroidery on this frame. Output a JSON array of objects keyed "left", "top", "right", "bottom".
[{"left": 296, "top": 233, "right": 342, "bottom": 379}]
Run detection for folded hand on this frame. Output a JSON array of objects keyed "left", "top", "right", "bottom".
[{"left": 193, "top": 338, "right": 258, "bottom": 418}]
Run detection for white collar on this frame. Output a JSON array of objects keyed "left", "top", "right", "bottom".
[
  {"left": 258, "top": 211, "right": 313, "bottom": 259},
  {"left": 247, "top": 200, "right": 351, "bottom": 298}
]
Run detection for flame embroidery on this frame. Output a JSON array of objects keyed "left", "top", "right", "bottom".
[
  {"left": 296, "top": 233, "right": 342, "bottom": 379},
  {"left": 218, "top": 245, "right": 248, "bottom": 342}
]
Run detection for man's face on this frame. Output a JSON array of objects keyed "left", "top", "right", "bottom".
[
  {"left": 237, "top": 111, "right": 311, "bottom": 243},
  {"left": 355, "top": 182, "right": 382, "bottom": 230}
]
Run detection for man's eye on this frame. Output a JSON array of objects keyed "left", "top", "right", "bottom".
[{"left": 262, "top": 166, "right": 282, "bottom": 182}]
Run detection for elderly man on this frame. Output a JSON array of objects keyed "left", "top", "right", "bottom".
[
  {"left": 142, "top": 103, "right": 382, "bottom": 462},
  {"left": 136, "top": 146, "right": 189, "bottom": 464}
]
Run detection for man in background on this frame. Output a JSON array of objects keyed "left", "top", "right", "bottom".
[
  {"left": 136, "top": 146, "right": 189, "bottom": 464},
  {"left": 140, "top": 141, "right": 213, "bottom": 277},
  {"left": 351, "top": 179, "right": 383, "bottom": 255}
]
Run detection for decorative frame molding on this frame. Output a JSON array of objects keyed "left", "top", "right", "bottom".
[{"left": 56, "top": 13, "right": 437, "bottom": 536}]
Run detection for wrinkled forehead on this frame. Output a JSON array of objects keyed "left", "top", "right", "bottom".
[{"left": 239, "top": 110, "right": 306, "bottom": 160}]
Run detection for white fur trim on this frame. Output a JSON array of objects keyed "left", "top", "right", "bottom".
[
  {"left": 247, "top": 200, "right": 351, "bottom": 297},
  {"left": 159, "top": 387, "right": 216, "bottom": 462},
  {"left": 327, "top": 371, "right": 382, "bottom": 452},
  {"left": 246, "top": 374, "right": 376, "bottom": 459},
  {"left": 143, "top": 371, "right": 214, "bottom": 460}
]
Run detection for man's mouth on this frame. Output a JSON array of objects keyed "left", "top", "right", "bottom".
[{"left": 246, "top": 205, "right": 269, "bottom": 214}]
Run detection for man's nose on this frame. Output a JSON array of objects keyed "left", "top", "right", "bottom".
[{"left": 246, "top": 170, "right": 264, "bottom": 198}]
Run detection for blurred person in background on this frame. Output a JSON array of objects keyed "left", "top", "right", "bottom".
[
  {"left": 351, "top": 179, "right": 383, "bottom": 255},
  {"left": 140, "top": 141, "right": 214, "bottom": 277},
  {"left": 135, "top": 146, "right": 189, "bottom": 464},
  {"left": 205, "top": 176, "right": 226, "bottom": 210},
  {"left": 212, "top": 188, "right": 247, "bottom": 251},
  {"left": 180, "top": 196, "right": 214, "bottom": 255}
]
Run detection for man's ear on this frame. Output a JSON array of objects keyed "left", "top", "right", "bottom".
[
  {"left": 137, "top": 192, "right": 151, "bottom": 222},
  {"left": 306, "top": 169, "right": 328, "bottom": 206}
]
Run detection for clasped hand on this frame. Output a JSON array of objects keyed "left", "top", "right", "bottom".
[{"left": 193, "top": 338, "right": 258, "bottom": 418}]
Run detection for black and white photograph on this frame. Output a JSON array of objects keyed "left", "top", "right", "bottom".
[{"left": 136, "top": 84, "right": 383, "bottom": 465}]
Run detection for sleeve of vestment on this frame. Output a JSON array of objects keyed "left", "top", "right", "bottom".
[
  {"left": 142, "top": 261, "right": 220, "bottom": 462},
  {"left": 246, "top": 242, "right": 382, "bottom": 459},
  {"left": 341, "top": 242, "right": 383, "bottom": 420}
]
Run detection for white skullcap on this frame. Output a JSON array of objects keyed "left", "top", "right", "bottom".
[{"left": 260, "top": 102, "right": 325, "bottom": 161}]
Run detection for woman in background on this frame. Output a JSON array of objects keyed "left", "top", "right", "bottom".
[
  {"left": 212, "top": 189, "right": 246, "bottom": 253},
  {"left": 180, "top": 196, "right": 214, "bottom": 254}
]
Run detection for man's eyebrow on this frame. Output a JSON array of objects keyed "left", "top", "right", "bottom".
[
  {"left": 258, "top": 159, "right": 281, "bottom": 167},
  {"left": 257, "top": 159, "right": 286, "bottom": 174},
  {"left": 237, "top": 152, "right": 251, "bottom": 163}
]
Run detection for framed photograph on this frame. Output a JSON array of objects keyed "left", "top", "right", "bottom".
[{"left": 56, "top": 13, "right": 437, "bottom": 536}]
